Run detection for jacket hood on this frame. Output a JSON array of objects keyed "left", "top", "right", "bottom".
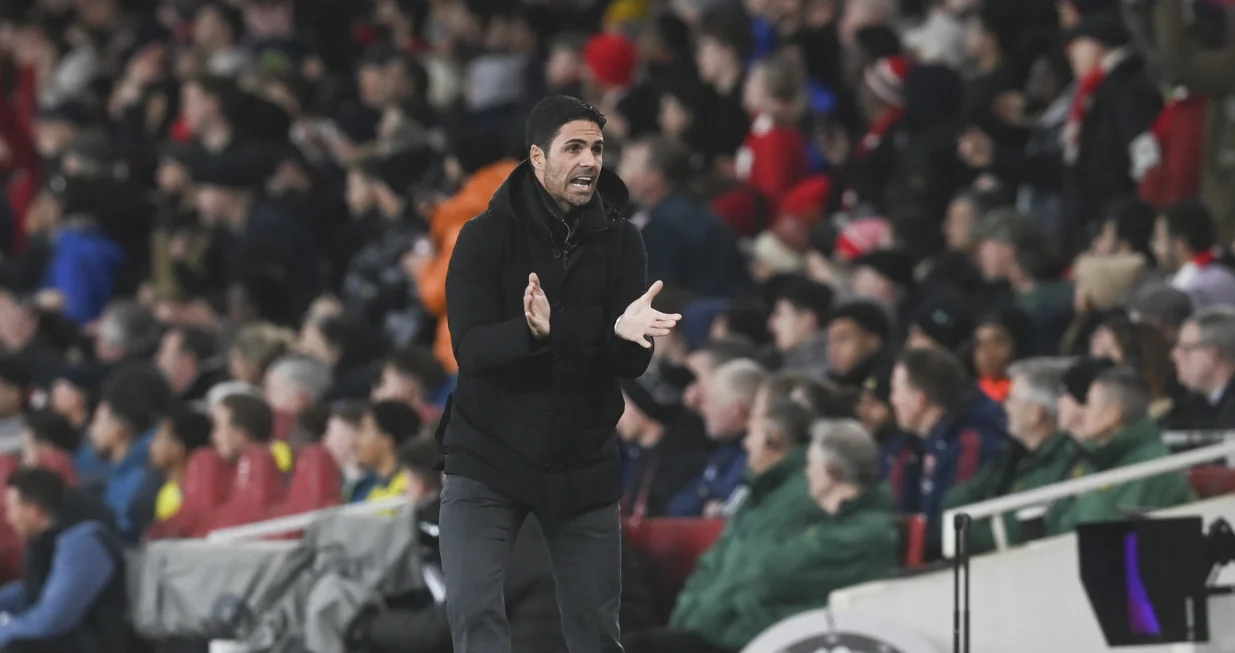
[{"left": 486, "top": 159, "right": 631, "bottom": 223}]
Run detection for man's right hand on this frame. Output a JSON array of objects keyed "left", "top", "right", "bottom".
[{"left": 525, "top": 273, "right": 551, "bottom": 339}]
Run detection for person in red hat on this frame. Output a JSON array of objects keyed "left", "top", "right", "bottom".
[
  {"left": 583, "top": 32, "right": 659, "bottom": 141},
  {"left": 844, "top": 54, "right": 911, "bottom": 211}
]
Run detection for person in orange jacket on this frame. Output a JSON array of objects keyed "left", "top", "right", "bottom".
[{"left": 405, "top": 155, "right": 519, "bottom": 374}]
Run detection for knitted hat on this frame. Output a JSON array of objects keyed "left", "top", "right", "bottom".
[
  {"left": 863, "top": 55, "right": 912, "bottom": 108},
  {"left": 1062, "top": 357, "right": 1117, "bottom": 404},
  {"left": 911, "top": 292, "right": 973, "bottom": 352},
  {"left": 780, "top": 176, "right": 833, "bottom": 222},
  {"left": 752, "top": 230, "right": 806, "bottom": 274},
  {"left": 852, "top": 250, "right": 916, "bottom": 291},
  {"left": 835, "top": 217, "right": 892, "bottom": 262},
  {"left": 620, "top": 361, "right": 684, "bottom": 425},
  {"left": 584, "top": 33, "right": 638, "bottom": 88},
  {"left": 711, "top": 186, "right": 770, "bottom": 238},
  {"left": 1067, "top": 10, "right": 1130, "bottom": 48}
]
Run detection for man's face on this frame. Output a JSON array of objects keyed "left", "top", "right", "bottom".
[
  {"left": 973, "top": 324, "right": 1014, "bottom": 379},
  {"left": 323, "top": 416, "right": 360, "bottom": 471},
  {"left": 149, "top": 420, "right": 184, "bottom": 471},
  {"left": 181, "top": 82, "right": 219, "bottom": 133},
  {"left": 1057, "top": 393, "right": 1086, "bottom": 435},
  {"left": 88, "top": 401, "right": 125, "bottom": 456},
  {"left": 695, "top": 36, "right": 727, "bottom": 84},
  {"left": 34, "top": 119, "right": 77, "bottom": 159},
  {"left": 769, "top": 299, "right": 816, "bottom": 353},
  {"left": 1077, "top": 383, "right": 1120, "bottom": 442},
  {"left": 156, "top": 331, "right": 193, "bottom": 395},
  {"left": 1089, "top": 325, "right": 1123, "bottom": 362},
  {"left": 827, "top": 318, "right": 876, "bottom": 377},
  {"left": 355, "top": 412, "right": 387, "bottom": 469},
  {"left": 5, "top": 488, "right": 46, "bottom": 540},
  {"left": 1090, "top": 220, "right": 1120, "bottom": 256},
  {"left": 193, "top": 3, "right": 231, "bottom": 49},
  {"left": 850, "top": 267, "right": 898, "bottom": 307},
  {"left": 263, "top": 370, "right": 305, "bottom": 415},
  {"left": 545, "top": 46, "right": 582, "bottom": 90},
  {"left": 976, "top": 239, "right": 1016, "bottom": 281},
  {"left": 889, "top": 364, "right": 924, "bottom": 433},
  {"left": 700, "top": 386, "right": 744, "bottom": 441},
  {"left": 533, "top": 119, "right": 603, "bottom": 210},
  {"left": 1066, "top": 37, "right": 1103, "bottom": 80},
  {"left": 372, "top": 364, "right": 422, "bottom": 407},
  {"left": 682, "top": 351, "right": 714, "bottom": 412},
  {"left": 358, "top": 62, "right": 389, "bottom": 108},
  {"left": 1172, "top": 322, "right": 1217, "bottom": 391},
  {"left": 1004, "top": 376, "right": 1039, "bottom": 441},
  {"left": 944, "top": 198, "right": 977, "bottom": 252},
  {"left": 806, "top": 442, "right": 831, "bottom": 501},
  {"left": 659, "top": 95, "right": 692, "bottom": 138},
  {"left": 195, "top": 186, "right": 237, "bottom": 226},
  {"left": 856, "top": 390, "right": 891, "bottom": 436},
  {"left": 616, "top": 143, "right": 653, "bottom": 207},
  {"left": 1151, "top": 217, "right": 1176, "bottom": 271},
  {"left": 50, "top": 380, "right": 86, "bottom": 423},
  {"left": 210, "top": 403, "right": 245, "bottom": 461},
  {"left": 743, "top": 415, "right": 785, "bottom": 476}
]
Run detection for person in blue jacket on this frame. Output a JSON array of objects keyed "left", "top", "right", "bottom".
[
  {"left": 42, "top": 177, "right": 126, "bottom": 325},
  {"left": 86, "top": 378, "right": 159, "bottom": 542},
  {"left": 887, "top": 346, "right": 1008, "bottom": 558}
]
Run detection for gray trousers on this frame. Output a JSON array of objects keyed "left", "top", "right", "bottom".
[{"left": 439, "top": 474, "right": 624, "bottom": 653}]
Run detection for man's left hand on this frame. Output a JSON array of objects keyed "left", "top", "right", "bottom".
[{"left": 615, "top": 280, "right": 682, "bottom": 349}]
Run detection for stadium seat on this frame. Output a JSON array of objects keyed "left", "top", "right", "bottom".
[
  {"left": 147, "top": 449, "right": 234, "bottom": 540},
  {"left": 268, "top": 444, "right": 342, "bottom": 520},
  {"left": 1187, "top": 465, "right": 1235, "bottom": 499},
  {"left": 900, "top": 513, "right": 927, "bottom": 569},
  {"left": 196, "top": 446, "right": 286, "bottom": 537},
  {"left": 623, "top": 517, "right": 726, "bottom": 624},
  {"left": 34, "top": 449, "right": 77, "bottom": 486}
]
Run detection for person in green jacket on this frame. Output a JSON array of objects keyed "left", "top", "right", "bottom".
[
  {"left": 944, "top": 358, "right": 1083, "bottom": 554},
  {"left": 1047, "top": 366, "right": 1194, "bottom": 535},
  {"left": 626, "top": 417, "right": 899, "bottom": 653}
]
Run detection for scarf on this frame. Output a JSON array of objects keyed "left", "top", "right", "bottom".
[
  {"left": 855, "top": 107, "right": 905, "bottom": 161},
  {"left": 1062, "top": 47, "right": 1132, "bottom": 165}
]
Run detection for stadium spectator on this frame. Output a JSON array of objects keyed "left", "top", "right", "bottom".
[
  {"left": 1160, "top": 201, "right": 1235, "bottom": 308},
  {"left": 0, "top": 468, "right": 136, "bottom": 652},
  {"left": 324, "top": 400, "right": 367, "bottom": 498},
  {"left": 1172, "top": 307, "right": 1235, "bottom": 430},
  {"left": 86, "top": 379, "right": 160, "bottom": 542},
  {"left": 19, "top": 409, "right": 80, "bottom": 482},
  {"left": 226, "top": 322, "right": 295, "bottom": 386},
  {"left": 681, "top": 337, "right": 761, "bottom": 412},
  {"left": 0, "top": 359, "right": 29, "bottom": 446},
  {"left": 263, "top": 353, "right": 331, "bottom": 450},
  {"left": 825, "top": 300, "right": 891, "bottom": 388},
  {"left": 47, "top": 364, "right": 105, "bottom": 434},
  {"left": 155, "top": 325, "right": 226, "bottom": 404},
  {"left": 92, "top": 301, "right": 162, "bottom": 367},
  {"left": 766, "top": 275, "right": 834, "bottom": 380},
  {"left": 371, "top": 346, "right": 450, "bottom": 416},
  {"left": 943, "top": 358, "right": 1080, "bottom": 553},
  {"left": 885, "top": 346, "right": 1007, "bottom": 556},
  {"left": 148, "top": 404, "right": 212, "bottom": 524},
  {"left": 351, "top": 400, "right": 421, "bottom": 503},
  {"left": 666, "top": 358, "right": 766, "bottom": 517},
  {"left": 209, "top": 393, "right": 275, "bottom": 463},
  {"left": 1047, "top": 366, "right": 1192, "bottom": 533}
]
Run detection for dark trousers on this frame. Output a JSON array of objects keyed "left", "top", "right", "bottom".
[
  {"left": 622, "top": 628, "right": 735, "bottom": 653},
  {"left": 439, "top": 474, "right": 623, "bottom": 653}
]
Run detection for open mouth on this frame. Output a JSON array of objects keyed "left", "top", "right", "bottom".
[{"left": 569, "top": 175, "right": 594, "bottom": 190}]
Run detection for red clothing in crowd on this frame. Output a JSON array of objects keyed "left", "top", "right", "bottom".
[
  {"left": 1138, "top": 90, "right": 1207, "bottom": 209},
  {"left": 735, "top": 113, "right": 808, "bottom": 212},
  {"left": 0, "top": 65, "right": 42, "bottom": 253}
]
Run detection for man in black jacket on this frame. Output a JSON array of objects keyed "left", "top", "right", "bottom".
[{"left": 438, "top": 95, "right": 679, "bottom": 653}]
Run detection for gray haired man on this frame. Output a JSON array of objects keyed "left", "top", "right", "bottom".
[{"left": 1172, "top": 306, "right": 1235, "bottom": 429}]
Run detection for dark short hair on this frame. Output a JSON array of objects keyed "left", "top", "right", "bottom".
[
  {"left": 329, "top": 399, "right": 369, "bottom": 428},
  {"left": 1165, "top": 201, "right": 1218, "bottom": 254},
  {"left": 386, "top": 347, "right": 447, "bottom": 394},
  {"left": 695, "top": 336, "right": 760, "bottom": 369},
  {"left": 763, "top": 400, "right": 814, "bottom": 448},
  {"left": 633, "top": 137, "right": 693, "bottom": 188},
  {"left": 369, "top": 400, "right": 421, "bottom": 449},
  {"left": 290, "top": 403, "right": 330, "bottom": 445},
  {"left": 100, "top": 381, "right": 156, "bottom": 436},
  {"left": 698, "top": 5, "right": 753, "bottom": 61},
  {"left": 771, "top": 275, "right": 834, "bottom": 326},
  {"left": 524, "top": 95, "right": 606, "bottom": 154},
  {"left": 1105, "top": 196, "right": 1156, "bottom": 261},
  {"left": 318, "top": 315, "right": 370, "bottom": 363},
  {"left": 22, "top": 409, "right": 79, "bottom": 453},
  {"left": 7, "top": 467, "right": 66, "bottom": 515},
  {"left": 172, "top": 326, "right": 218, "bottom": 362},
  {"left": 165, "top": 404, "right": 213, "bottom": 451},
  {"left": 399, "top": 436, "right": 441, "bottom": 488},
  {"left": 220, "top": 393, "right": 273, "bottom": 443},
  {"left": 896, "top": 347, "right": 970, "bottom": 413}
]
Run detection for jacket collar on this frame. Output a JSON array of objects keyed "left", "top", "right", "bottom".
[
  {"left": 487, "top": 159, "right": 630, "bottom": 237},
  {"left": 746, "top": 446, "right": 805, "bottom": 494},
  {"left": 830, "top": 484, "right": 895, "bottom": 520},
  {"left": 1085, "top": 417, "right": 1158, "bottom": 469}
]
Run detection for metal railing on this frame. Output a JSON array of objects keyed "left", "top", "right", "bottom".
[
  {"left": 941, "top": 439, "right": 1235, "bottom": 559},
  {"left": 205, "top": 495, "right": 407, "bottom": 542}
]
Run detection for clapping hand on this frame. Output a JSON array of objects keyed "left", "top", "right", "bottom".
[
  {"left": 525, "top": 273, "right": 551, "bottom": 339},
  {"left": 615, "top": 281, "right": 682, "bottom": 349}
]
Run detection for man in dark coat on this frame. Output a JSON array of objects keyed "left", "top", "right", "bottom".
[{"left": 437, "top": 95, "right": 680, "bottom": 653}]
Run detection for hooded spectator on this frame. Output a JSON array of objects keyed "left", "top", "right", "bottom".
[
  {"left": 907, "top": 291, "right": 973, "bottom": 353},
  {"left": 825, "top": 300, "right": 891, "bottom": 388}
]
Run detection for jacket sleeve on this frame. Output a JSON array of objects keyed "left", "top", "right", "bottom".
[
  {"left": 602, "top": 220, "right": 655, "bottom": 379},
  {"left": 446, "top": 216, "right": 545, "bottom": 375},
  {"left": 668, "top": 528, "right": 731, "bottom": 629},
  {"left": 640, "top": 218, "right": 685, "bottom": 289},
  {"left": 0, "top": 524, "right": 116, "bottom": 647},
  {"left": 1156, "top": 0, "right": 1235, "bottom": 97}
]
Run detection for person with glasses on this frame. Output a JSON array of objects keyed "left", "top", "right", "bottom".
[{"left": 1171, "top": 307, "right": 1235, "bottom": 430}]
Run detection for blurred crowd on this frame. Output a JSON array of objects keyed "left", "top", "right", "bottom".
[{"left": 0, "top": 0, "right": 1226, "bottom": 650}]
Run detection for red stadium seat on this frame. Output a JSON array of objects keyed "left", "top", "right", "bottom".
[
  {"left": 147, "top": 449, "right": 234, "bottom": 540},
  {"left": 623, "top": 517, "right": 726, "bottom": 625},
  {"left": 1188, "top": 465, "right": 1235, "bottom": 499},
  {"left": 195, "top": 446, "right": 286, "bottom": 537},
  {"left": 900, "top": 513, "right": 927, "bottom": 569},
  {"left": 34, "top": 449, "right": 77, "bottom": 486},
  {"left": 268, "top": 444, "right": 342, "bottom": 519}
]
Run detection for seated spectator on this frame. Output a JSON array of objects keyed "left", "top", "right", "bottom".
[
  {"left": 86, "top": 380, "right": 160, "bottom": 542},
  {"left": 1128, "top": 281, "right": 1193, "bottom": 345},
  {"left": 666, "top": 359, "right": 766, "bottom": 517},
  {"left": 886, "top": 347, "right": 1007, "bottom": 556},
  {"left": 631, "top": 418, "right": 898, "bottom": 653},
  {"left": 1047, "top": 367, "right": 1192, "bottom": 534},
  {"left": 371, "top": 346, "right": 451, "bottom": 418},
  {"left": 906, "top": 291, "right": 973, "bottom": 353},
  {"left": 0, "top": 359, "right": 30, "bottom": 447},
  {"left": 351, "top": 400, "right": 422, "bottom": 503},
  {"left": 735, "top": 53, "right": 809, "bottom": 209},
  {"left": 47, "top": 364, "right": 105, "bottom": 433},
  {"left": 1058, "top": 357, "right": 1118, "bottom": 435},
  {"left": 226, "top": 322, "right": 295, "bottom": 386},
  {"left": 681, "top": 337, "right": 761, "bottom": 413},
  {"left": 0, "top": 468, "right": 137, "bottom": 652},
  {"left": 303, "top": 313, "right": 383, "bottom": 401},
  {"left": 1171, "top": 307, "right": 1235, "bottom": 430},
  {"left": 1089, "top": 196, "right": 1156, "bottom": 262},
  {"left": 617, "top": 137, "right": 749, "bottom": 299},
  {"left": 1160, "top": 201, "right": 1235, "bottom": 308},
  {"left": 324, "top": 400, "right": 367, "bottom": 498},
  {"left": 972, "top": 307, "right": 1033, "bottom": 402},
  {"left": 944, "top": 358, "right": 1080, "bottom": 553},
  {"left": 753, "top": 371, "right": 856, "bottom": 421},
  {"left": 73, "top": 364, "right": 173, "bottom": 493},
  {"left": 19, "top": 410, "right": 80, "bottom": 480},
  {"left": 155, "top": 325, "right": 227, "bottom": 404},
  {"left": 149, "top": 404, "right": 213, "bottom": 524},
  {"left": 209, "top": 393, "right": 277, "bottom": 464},
  {"left": 766, "top": 275, "right": 833, "bottom": 380},
  {"left": 825, "top": 300, "right": 891, "bottom": 388},
  {"left": 849, "top": 249, "right": 915, "bottom": 319},
  {"left": 617, "top": 361, "right": 712, "bottom": 518},
  {"left": 263, "top": 353, "right": 332, "bottom": 464}
]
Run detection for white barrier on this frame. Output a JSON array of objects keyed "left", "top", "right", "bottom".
[
  {"left": 205, "top": 495, "right": 406, "bottom": 542},
  {"left": 941, "top": 439, "right": 1235, "bottom": 558}
]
